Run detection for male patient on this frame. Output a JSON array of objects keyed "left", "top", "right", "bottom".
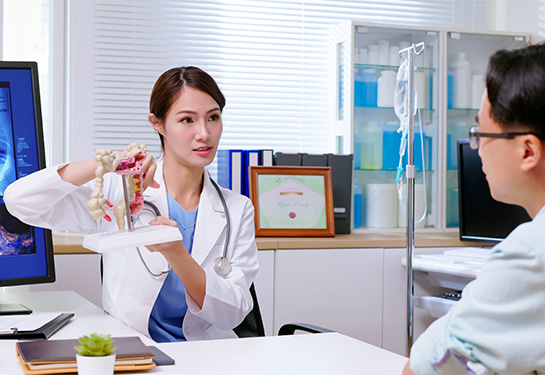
[{"left": 404, "top": 42, "right": 545, "bottom": 374}]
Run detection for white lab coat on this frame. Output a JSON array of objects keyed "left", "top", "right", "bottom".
[{"left": 4, "top": 160, "right": 259, "bottom": 341}]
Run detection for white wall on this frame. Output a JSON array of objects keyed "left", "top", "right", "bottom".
[{"left": 487, "top": 0, "right": 544, "bottom": 42}]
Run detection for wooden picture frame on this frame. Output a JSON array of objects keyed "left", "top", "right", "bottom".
[{"left": 248, "top": 166, "right": 335, "bottom": 237}]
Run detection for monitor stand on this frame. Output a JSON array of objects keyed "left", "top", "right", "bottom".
[{"left": 0, "top": 303, "right": 32, "bottom": 315}]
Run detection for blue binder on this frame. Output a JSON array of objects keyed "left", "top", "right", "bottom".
[
  {"left": 217, "top": 149, "right": 243, "bottom": 194},
  {"left": 242, "top": 150, "right": 260, "bottom": 197}
]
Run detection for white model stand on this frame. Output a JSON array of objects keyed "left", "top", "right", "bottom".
[
  {"left": 82, "top": 225, "right": 182, "bottom": 253},
  {"left": 83, "top": 144, "right": 183, "bottom": 253}
]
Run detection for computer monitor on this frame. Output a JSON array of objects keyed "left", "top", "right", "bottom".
[
  {"left": 0, "top": 61, "right": 54, "bottom": 314},
  {"left": 457, "top": 139, "right": 531, "bottom": 244}
]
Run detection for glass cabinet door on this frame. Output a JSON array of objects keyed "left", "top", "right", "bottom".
[
  {"left": 349, "top": 24, "right": 440, "bottom": 231},
  {"left": 333, "top": 22, "right": 529, "bottom": 233},
  {"left": 444, "top": 31, "right": 528, "bottom": 228}
]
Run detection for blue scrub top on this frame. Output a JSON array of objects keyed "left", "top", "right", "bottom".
[{"left": 148, "top": 193, "right": 198, "bottom": 342}]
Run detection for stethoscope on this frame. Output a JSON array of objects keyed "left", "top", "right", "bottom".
[{"left": 136, "top": 177, "right": 232, "bottom": 278}]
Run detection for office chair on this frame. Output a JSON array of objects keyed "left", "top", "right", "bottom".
[
  {"left": 234, "top": 283, "right": 265, "bottom": 338},
  {"left": 278, "top": 323, "right": 333, "bottom": 336}
]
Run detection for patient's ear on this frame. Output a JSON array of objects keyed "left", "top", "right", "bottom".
[
  {"left": 148, "top": 113, "right": 164, "bottom": 134},
  {"left": 520, "top": 135, "right": 543, "bottom": 172}
]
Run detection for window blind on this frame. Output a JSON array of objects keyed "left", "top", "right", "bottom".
[{"left": 66, "top": 0, "right": 486, "bottom": 164}]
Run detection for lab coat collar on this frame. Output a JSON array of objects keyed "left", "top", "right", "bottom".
[{"left": 191, "top": 171, "right": 227, "bottom": 265}]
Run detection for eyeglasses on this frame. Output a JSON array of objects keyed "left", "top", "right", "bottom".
[{"left": 468, "top": 126, "right": 542, "bottom": 150}]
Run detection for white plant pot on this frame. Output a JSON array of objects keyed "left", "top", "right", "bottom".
[{"left": 76, "top": 354, "right": 116, "bottom": 375}]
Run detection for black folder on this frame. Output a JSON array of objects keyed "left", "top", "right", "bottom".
[
  {"left": 0, "top": 312, "right": 74, "bottom": 340},
  {"left": 302, "top": 153, "right": 328, "bottom": 167},
  {"left": 274, "top": 152, "right": 303, "bottom": 166},
  {"left": 326, "top": 154, "right": 353, "bottom": 234}
]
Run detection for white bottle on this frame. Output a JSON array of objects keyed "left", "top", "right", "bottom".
[
  {"left": 359, "top": 48, "right": 368, "bottom": 64},
  {"left": 378, "top": 40, "right": 390, "bottom": 66},
  {"left": 451, "top": 52, "right": 472, "bottom": 109},
  {"left": 377, "top": 70, "right": 396, "bottom": 107},
  {"left": 414, "top": 71, "right": 427, "bottom": 109},
  {"left": 389, "top": 46, "right": 400, "bottom": 66},
  {"left": 398, "top": 41, "right": 410, "bottom": 52},
  {"left": 471, "top": 74, "right": 485, "bottom": 109},
  {"left": 368, "top": 44, "right": 379, "bottom": 65}
]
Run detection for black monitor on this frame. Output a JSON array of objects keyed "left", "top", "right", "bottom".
[
  {"left": 457, "top": 139, "right": 531, "bottom": 244},
  {"left": 0, "top": 61, "right": 54, "bottom": 314}
]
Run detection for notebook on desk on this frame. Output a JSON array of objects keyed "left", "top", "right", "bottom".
[{"left": 16, "top": 336, "right": 156, "bottom": 374}]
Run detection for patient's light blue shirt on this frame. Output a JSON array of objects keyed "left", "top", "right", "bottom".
[
  {"left": 410, "top": 205, "right": 545, "bottom": 374},
  {"left": 148, "top": 193, "right": 198, "bottom": 342}
]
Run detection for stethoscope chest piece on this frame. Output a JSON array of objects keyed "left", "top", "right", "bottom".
[{"left": 214, "top": 256, "right": 232, "bottom": 277}]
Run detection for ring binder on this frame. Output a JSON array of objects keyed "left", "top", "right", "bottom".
[
  {"left": 0, "top": 327, "right": 17, "bottom": 334},
  {"left": 0, "top": 312, "right": 74, "bottom": 340}
]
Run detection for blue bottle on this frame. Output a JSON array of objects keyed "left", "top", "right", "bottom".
[
  {"left": 353, "top": 183, "right": 363, "bottom": 228},
  {"left": 361, "top": 69, "right": 377, "bottom": 107}
]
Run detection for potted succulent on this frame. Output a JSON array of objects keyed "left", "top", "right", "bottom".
[{"left": 74, "top": 333, "right": 117, "bottom": 375}]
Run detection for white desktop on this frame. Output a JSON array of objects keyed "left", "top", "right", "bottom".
[{"left": 0, "top": 289, "right": 408, "bottom": 374}]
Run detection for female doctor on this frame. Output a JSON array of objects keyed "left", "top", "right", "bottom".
[{"left": 4, "top": 66, "right": 259, "bottom": 342}]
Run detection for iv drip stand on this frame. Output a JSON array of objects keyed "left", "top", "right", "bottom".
[{"left": 399, "top": 42, "right": 425, "bottom": 356}]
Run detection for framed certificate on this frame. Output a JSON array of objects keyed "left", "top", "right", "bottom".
[{"left": 248, "top": 166, "right": 335, "bottom": 237}]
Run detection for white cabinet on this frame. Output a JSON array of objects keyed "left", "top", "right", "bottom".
[
  {"left": 273, "top": 248, "right": 383, "bottom": 346},
  {"left": 331, "top": 21, "right": 529, "bottom": 231}
]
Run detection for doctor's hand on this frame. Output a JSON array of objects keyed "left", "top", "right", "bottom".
[
  {"left": 145, "top": 216, "right": 185, "bottom": 256},
  {"left": 402, "top": 360, "right": 415, "bottom": 375},
  {"left": 141, "top": 154, "right": 160, "bottom": 190},
  {"left": 147, "top": 216, "right": 206, "bottom": 308}
]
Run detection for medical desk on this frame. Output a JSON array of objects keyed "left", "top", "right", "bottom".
[
  {"left": 0, "top": 290, "right": 408, "bottom": 374},
  {"left": 40, "top": 230, "right": 483, "bottom": 357}
]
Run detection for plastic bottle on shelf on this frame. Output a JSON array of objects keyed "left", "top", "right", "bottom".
[
  {"left": 389, "top": 46, "right": 400, "bottom": 66},
  {"left": 451, "top": 52, "right": 472, "bottom": 109},
  {"left": 360, "top": 68, "right": 377, "bottom": 107},
  {"left": 447, "top": 68, "right": 454, "bottom": 109},
  {"left": 414, "top": 71, "right": 427, "bottom": 109},
  {"left": 368, "top": 44, "right": 379, "bottom": 65},
  {"left": 353, "top": 183, "right": 363, "bottom": 229},
  {"left": 353, "top": 132, "right": 362, "bottom": 169},
  {"left": 359, "top": 48, "right": 368, "bottom": 64},
  {"left": 377, "top": 70, "right": 396, "bottom": 107},
  {"left": 359, "top": 120, "right": 383, "bottom": 169},
  {"left": 354, "top": 70, "right": 363, "bottom": 107},
  {"left": 471, "top": 74, "right": 485, "bottom": 109},
  {"left": 381, "top": 121, "right": 400, "bottom": 170},
  {"left": 398, "top": 41, "right": 410, "bottom": 52},
  {"left": 378, "top": 40, "right": 390, "bottom": 65}
]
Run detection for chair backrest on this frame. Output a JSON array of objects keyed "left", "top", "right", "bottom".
[
  {"left": 278, "top": 322, "right": 333, "bottom": 335},
  {"left": 234, "top": 283, "right": 265, "bottom": 338}
]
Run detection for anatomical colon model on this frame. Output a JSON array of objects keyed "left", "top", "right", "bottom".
[{"left": 88, "top": 143, "right": 147, "bottom": 230}]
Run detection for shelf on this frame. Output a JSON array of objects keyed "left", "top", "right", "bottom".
[
  {"left": 447, "top": 107, "right": 479, "bottom": 111},
  {"left": 355, "top": 63, "right": 435, "bottom": 72},
  {"left": 355, "top": 168, "right": 435, "bottom": 173},
  {"left": 354, "top": 105, "right": 434, "bottom": 111}
]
